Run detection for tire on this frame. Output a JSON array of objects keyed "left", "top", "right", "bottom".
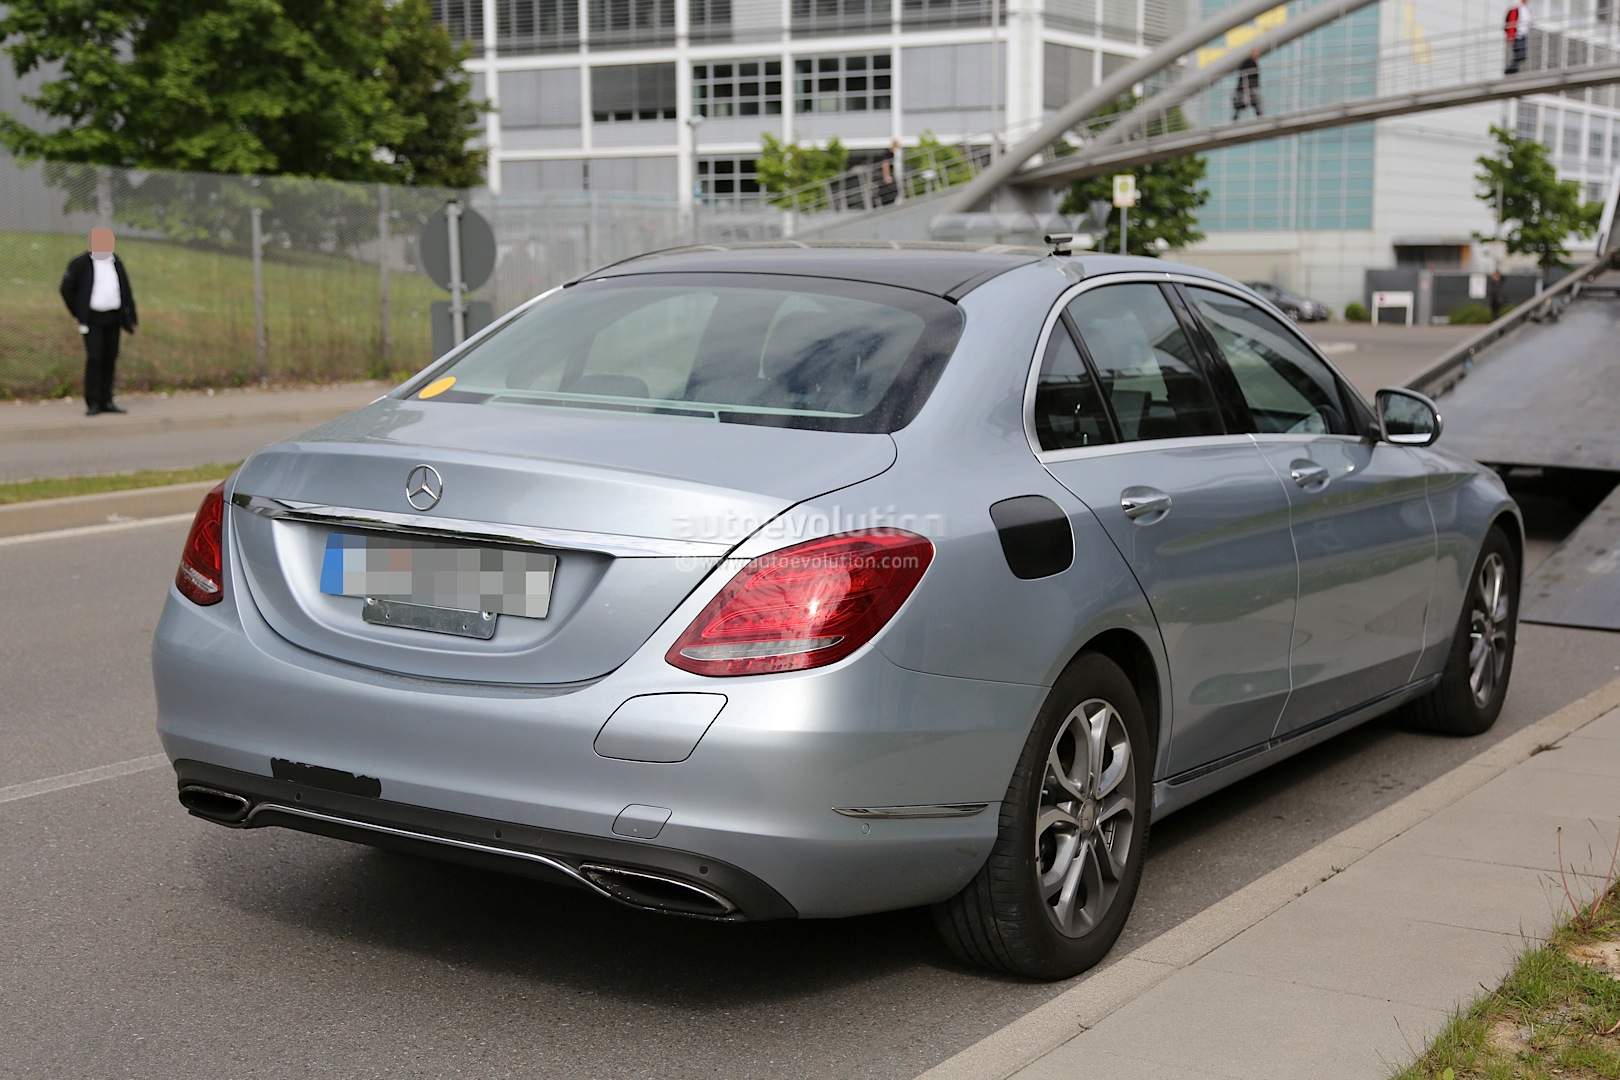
[
  {"left": 933, "top": 653, "right": 1152, "bottom": 980},
  {"left": 1405, "top": 526, "right": 1518, "bottom": 736}
]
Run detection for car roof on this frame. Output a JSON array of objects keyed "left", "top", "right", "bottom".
[
  {"left": 580, "top": 241, "right": 1046, "bottom": 298},
  {"left": 579, "top": 241, "right": 1245, "bottom": 300}
]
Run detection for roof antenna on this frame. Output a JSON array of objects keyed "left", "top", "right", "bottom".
[{"left": 1044, "top": 233, "right": 1074, "bottom": 256}]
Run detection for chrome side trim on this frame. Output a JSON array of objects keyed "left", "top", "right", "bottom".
[
  {"left": 231, "top": 493, "right": 730, "bottom": 558},
  {"left": 832, "top": 802, "right": 990, "bottom": 819}
]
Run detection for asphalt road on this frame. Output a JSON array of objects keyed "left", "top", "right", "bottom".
[{"left": 3, "top": 499, "right": 1617, "bottom": 1078}]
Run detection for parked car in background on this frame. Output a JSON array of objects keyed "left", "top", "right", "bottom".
[
  {"left": 1245, "top": 280, "right": 1331, "bottom": 321},
  {"left": 155, "top": 245, "right": 1519, "bottom": 981}
]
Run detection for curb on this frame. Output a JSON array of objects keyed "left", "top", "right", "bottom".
[
  {"left": 917, "top": 673, "right": 1620, "bottom": 1080},
  {"left": 0, "top": 480, "right": 220, "bottom": 538}
]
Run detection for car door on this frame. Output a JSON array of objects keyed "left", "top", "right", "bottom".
[
  {"left": 1181, "top": 284, "right": 1436, "bottom": 734},
  {"left": 1030, "top": 279, "right": 1299, "bottom": 777}
]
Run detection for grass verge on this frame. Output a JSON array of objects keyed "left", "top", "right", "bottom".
[
  {"left": 1393, "top": 835, "right": 1620, "bottom": 1080},
  {"left": 0, "top": 463, "right": 240, "bottom": 505}
]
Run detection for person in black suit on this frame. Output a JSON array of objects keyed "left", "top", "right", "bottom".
[{"left": 60, "top": 226, "right": 139, "bottom": 415}]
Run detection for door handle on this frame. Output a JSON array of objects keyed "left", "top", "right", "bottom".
[
  {"left": 1120, "top": 487, "right": 1172, "bottom": 521},
  {"left": 1290, "top": 461, "right": 1330, "bottom": 489}
]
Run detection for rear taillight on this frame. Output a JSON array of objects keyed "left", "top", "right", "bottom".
[
  {"left": 666, "top": 530, "right": 934, "bottom": 677},
  {"left": 175, "top": 482, "right": 226, "bottom": 606}
]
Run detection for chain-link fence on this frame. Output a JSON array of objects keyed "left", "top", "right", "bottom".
[{"left": 0, "top": 155, "right": 689, "bottom": 398}]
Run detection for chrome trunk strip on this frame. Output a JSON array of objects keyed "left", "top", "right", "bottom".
[{"left": 232, "top": 493, "right": 731, "bottom": 558}]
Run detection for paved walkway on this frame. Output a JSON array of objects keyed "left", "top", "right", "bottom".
[
  {"left": 0, "top": 382, "right": 385, "bottom": 483},
  {"left": 917, "top": 679, "right": 1620, "bottom": 1079}
]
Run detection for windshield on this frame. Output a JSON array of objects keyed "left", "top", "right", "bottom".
[{"left": 406, "top": 273, "right": 966, "bottom": 433}]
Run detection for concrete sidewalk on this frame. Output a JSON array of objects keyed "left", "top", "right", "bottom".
[
  {"left": 0, "top": 382, "right": 385, "bottom": 482},
  {"left": 923, "top": 677, "right": 1620, "bottom": 1080}
]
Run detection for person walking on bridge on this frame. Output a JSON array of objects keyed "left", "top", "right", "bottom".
[
  {"left": 1505, "top": 0, "right": 1531, "bottom": 75},
  {"left": 1233, "top": 48, "right": 1264, "bottom": 121},
  {"left": 59, "top": 227, "right": 138, "bottom": 416}
]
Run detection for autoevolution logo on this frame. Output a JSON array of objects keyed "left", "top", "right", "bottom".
[{"left": 405, "top": 464, "right": 444, "bottom": 511}]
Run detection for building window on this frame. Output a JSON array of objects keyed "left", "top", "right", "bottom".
[
  {"left": 431, "top": 0, "right": 486, "bottom": 55},
  {"left": 691, "top": 0, "right": 734, "bottom": 43},
  {"left": 592, "top": 63, "right": 678, "bottom": 122},
  {"left": 1592, "top": 126, "right": 1607, "bottom": 161},
  {"left": 694, "top": 60, "right": 783, "bottom": 118},
  {"left": 794, "top": 53, "right": 892, "bottom": 113},
  {"left": 1588, "top": 181, "right": 1607, "bottom": 204},
  {"left": 697, "top": 156, "right": 763, "bottom": 207},
  {"left": 793, "top": 0, "right": 892, "bottom": 36},
  {"left": 588, "top": 0, "right": 676, "bottom": 49},
  {"left": 1564, "top": 119, "right": 1583, "bottom": 158},
  {"left": 900, "top": 0, "right": 991, "bottom": 29},
  {"left": 1515, "top": 102, "right": 1538, "bottom": 141},
  {"left": 495, "top": 0, "right": 581, "bottom": 54}
]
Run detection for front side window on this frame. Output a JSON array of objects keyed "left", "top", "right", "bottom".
[
  {"left": 412, "top": 275, "right": 964, "bottom": 433},
  {"left": 1187, "top": 287, "right": 1353, "bottom": 436},
  {"left": 1065, "top": 284, "right": 1224, "bottom": 441}
]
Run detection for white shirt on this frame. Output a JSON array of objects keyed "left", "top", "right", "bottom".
[
  {"left": 1514, "top": 3, "right": 1532, "bottom": 35},
  {"left": 89, "top": 254, "right": 122, "bottom": 312}
]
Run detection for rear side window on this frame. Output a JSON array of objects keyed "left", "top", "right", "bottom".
[
  {"left": 1187, "top": 287, "right": 1353, "bottom": 436},
  {"left": 1065, "top": 284, "right": 1224, "bottom": 441},
  {"left": 1033, "top": 324, "right": 1114, "bottom": 451},
  {"left": 415, "top": 274, "right": 965, "bottom": 433}
]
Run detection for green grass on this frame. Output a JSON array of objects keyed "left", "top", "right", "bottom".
[
  {"left": 0, "top": 231, "right": 444, "bottom": 398},
  {"left": 1393, "top": 871, "right": 1620, "bottom": 1080},
  {"left": 0, "top": 462, "right": 240, "bottom": 505}
]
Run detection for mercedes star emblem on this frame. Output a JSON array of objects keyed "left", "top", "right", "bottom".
[{"left": 405, "top": 464, "right": 444, "bottom": 511}]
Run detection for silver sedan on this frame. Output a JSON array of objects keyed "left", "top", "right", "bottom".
[{"left": 154, "top": 244, "right": 1519, "bottom": 979}]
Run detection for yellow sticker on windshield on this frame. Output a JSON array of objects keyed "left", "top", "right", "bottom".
[{"left": 419, "top": 376, "right": 456, "bottom": 399}]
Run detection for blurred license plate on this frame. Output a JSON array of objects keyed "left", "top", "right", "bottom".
[{"left": 319, "top": 533, "right": 555, "bottom": 619}]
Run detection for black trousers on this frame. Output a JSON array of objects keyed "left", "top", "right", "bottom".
[{"left": 83, "top": 310, "right": 124, "bottom": 407}]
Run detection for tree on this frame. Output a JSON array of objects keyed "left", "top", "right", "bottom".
[
  {"left": 0, "top": 0, "right": 487, "bottom": 187},
  {"left": 1059, "top": 99, "right": 1208, "bottom": 256},
  {"left": 755, "top": 134, "right": 849, "bottom": 210},
  {"left": 903, "top": 131, "right": 975, "bottom": 198},
  {"left": 1475, "top": 124, "right": 1601, "bottom": 272}
]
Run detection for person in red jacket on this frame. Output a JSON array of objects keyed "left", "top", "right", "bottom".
[
  {"left": 59, "top": 227, "right": 139, "bottom": 416},
  {"left": 1505, "top": 1, "right": 1531, "bottom": 75}
]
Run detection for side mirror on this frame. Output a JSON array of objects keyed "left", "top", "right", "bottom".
[{"left": 1375, "top": 387, "right": 1442, "bottom": 447}]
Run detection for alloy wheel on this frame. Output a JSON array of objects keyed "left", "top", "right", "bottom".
[
  {"left": 1036, "top": 697, "right": 1138, "bottom": 937},
  {"left": 1468, "top": 552, "right": 1511, "bottom": 709}
]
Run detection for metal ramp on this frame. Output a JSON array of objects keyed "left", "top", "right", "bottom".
[
  {"left": 1522, "top": 482, "right": 1620, "bottom": 630},
  {"left": 1433, "top": 284, "right": 1620, "bottom": 473}
]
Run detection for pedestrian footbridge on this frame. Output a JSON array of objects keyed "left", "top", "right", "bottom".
[{"left": 715, "top": 1, "right": 1620, "bottom": 244}]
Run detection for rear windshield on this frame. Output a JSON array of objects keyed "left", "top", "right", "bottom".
[{"left": 404, "top": 273, "right": 965, "bottom": 433}]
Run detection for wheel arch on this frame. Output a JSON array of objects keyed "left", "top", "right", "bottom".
[{"left": 1073, "top": 627, "right": 1165, "bottom": 775}]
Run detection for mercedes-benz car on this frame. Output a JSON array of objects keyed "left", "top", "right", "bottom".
[
  {"left": 1245, "top": 280, "right": 1331, "bottom": 322},
  {"left": 153, "top": 244, "right": 1519, "bottom": 980}
]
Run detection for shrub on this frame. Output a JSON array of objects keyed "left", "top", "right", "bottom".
[
  {"left": 1449, "top": 303, "right": 1494, "bottom": 325},
  {"left": 1343, "top": 301, "right": 1369, "bottom": 322}
]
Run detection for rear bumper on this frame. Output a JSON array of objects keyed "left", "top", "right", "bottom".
[
  {"left": 153, "top": 584, "right": 1047, "bottom": 919},
  {"left": 173, "top": 759, "right": 794, "bottom": 920}
]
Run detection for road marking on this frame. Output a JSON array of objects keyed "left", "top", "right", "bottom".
[
  {"left": 0, "top": 753, "right": 169, "bottom": 806},
  {"left": 0, "top": 513, "right": 194, "bottom": 548}
]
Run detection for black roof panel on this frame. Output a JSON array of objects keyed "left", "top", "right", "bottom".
[{"left": 580, "top": 241, "right": 1046, "bottom": 298}]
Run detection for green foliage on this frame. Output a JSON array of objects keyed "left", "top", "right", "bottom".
[
  {"left": 903, "top": 131, "right": 975, "bottom": 197},
  {"left": 0, "top": 0, "right": 487, "bottom": 186},
  {"left": 755, "top": 134, "right": 849, "bottom": 209},
  {"left": 1475, "top": 124, "right": 1602, "bottom": 272},
  {"left": 1059, "top": 99, "right": 1207, "bottom": 256},
  {"left": 1343, "top": 301, "right": 1369, "bottom": 322},
  {"left": 1447, "top": 302, "right": 1494, "bottom": 325}
]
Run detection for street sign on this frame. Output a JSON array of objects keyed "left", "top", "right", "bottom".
[
  {"left": 421, "top": 204, "right": 496, "bottom": 293},
  {"left": 1112, "top": 174, "right": 1137, "bottom": 209}
]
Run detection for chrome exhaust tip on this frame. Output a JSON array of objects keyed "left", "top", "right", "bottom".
[
  {"left": 579, "top": 863, "right": 738, "bottom": 919},
  {"left": 178, "top": 785, "right": 251, "bottom": 824}
]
